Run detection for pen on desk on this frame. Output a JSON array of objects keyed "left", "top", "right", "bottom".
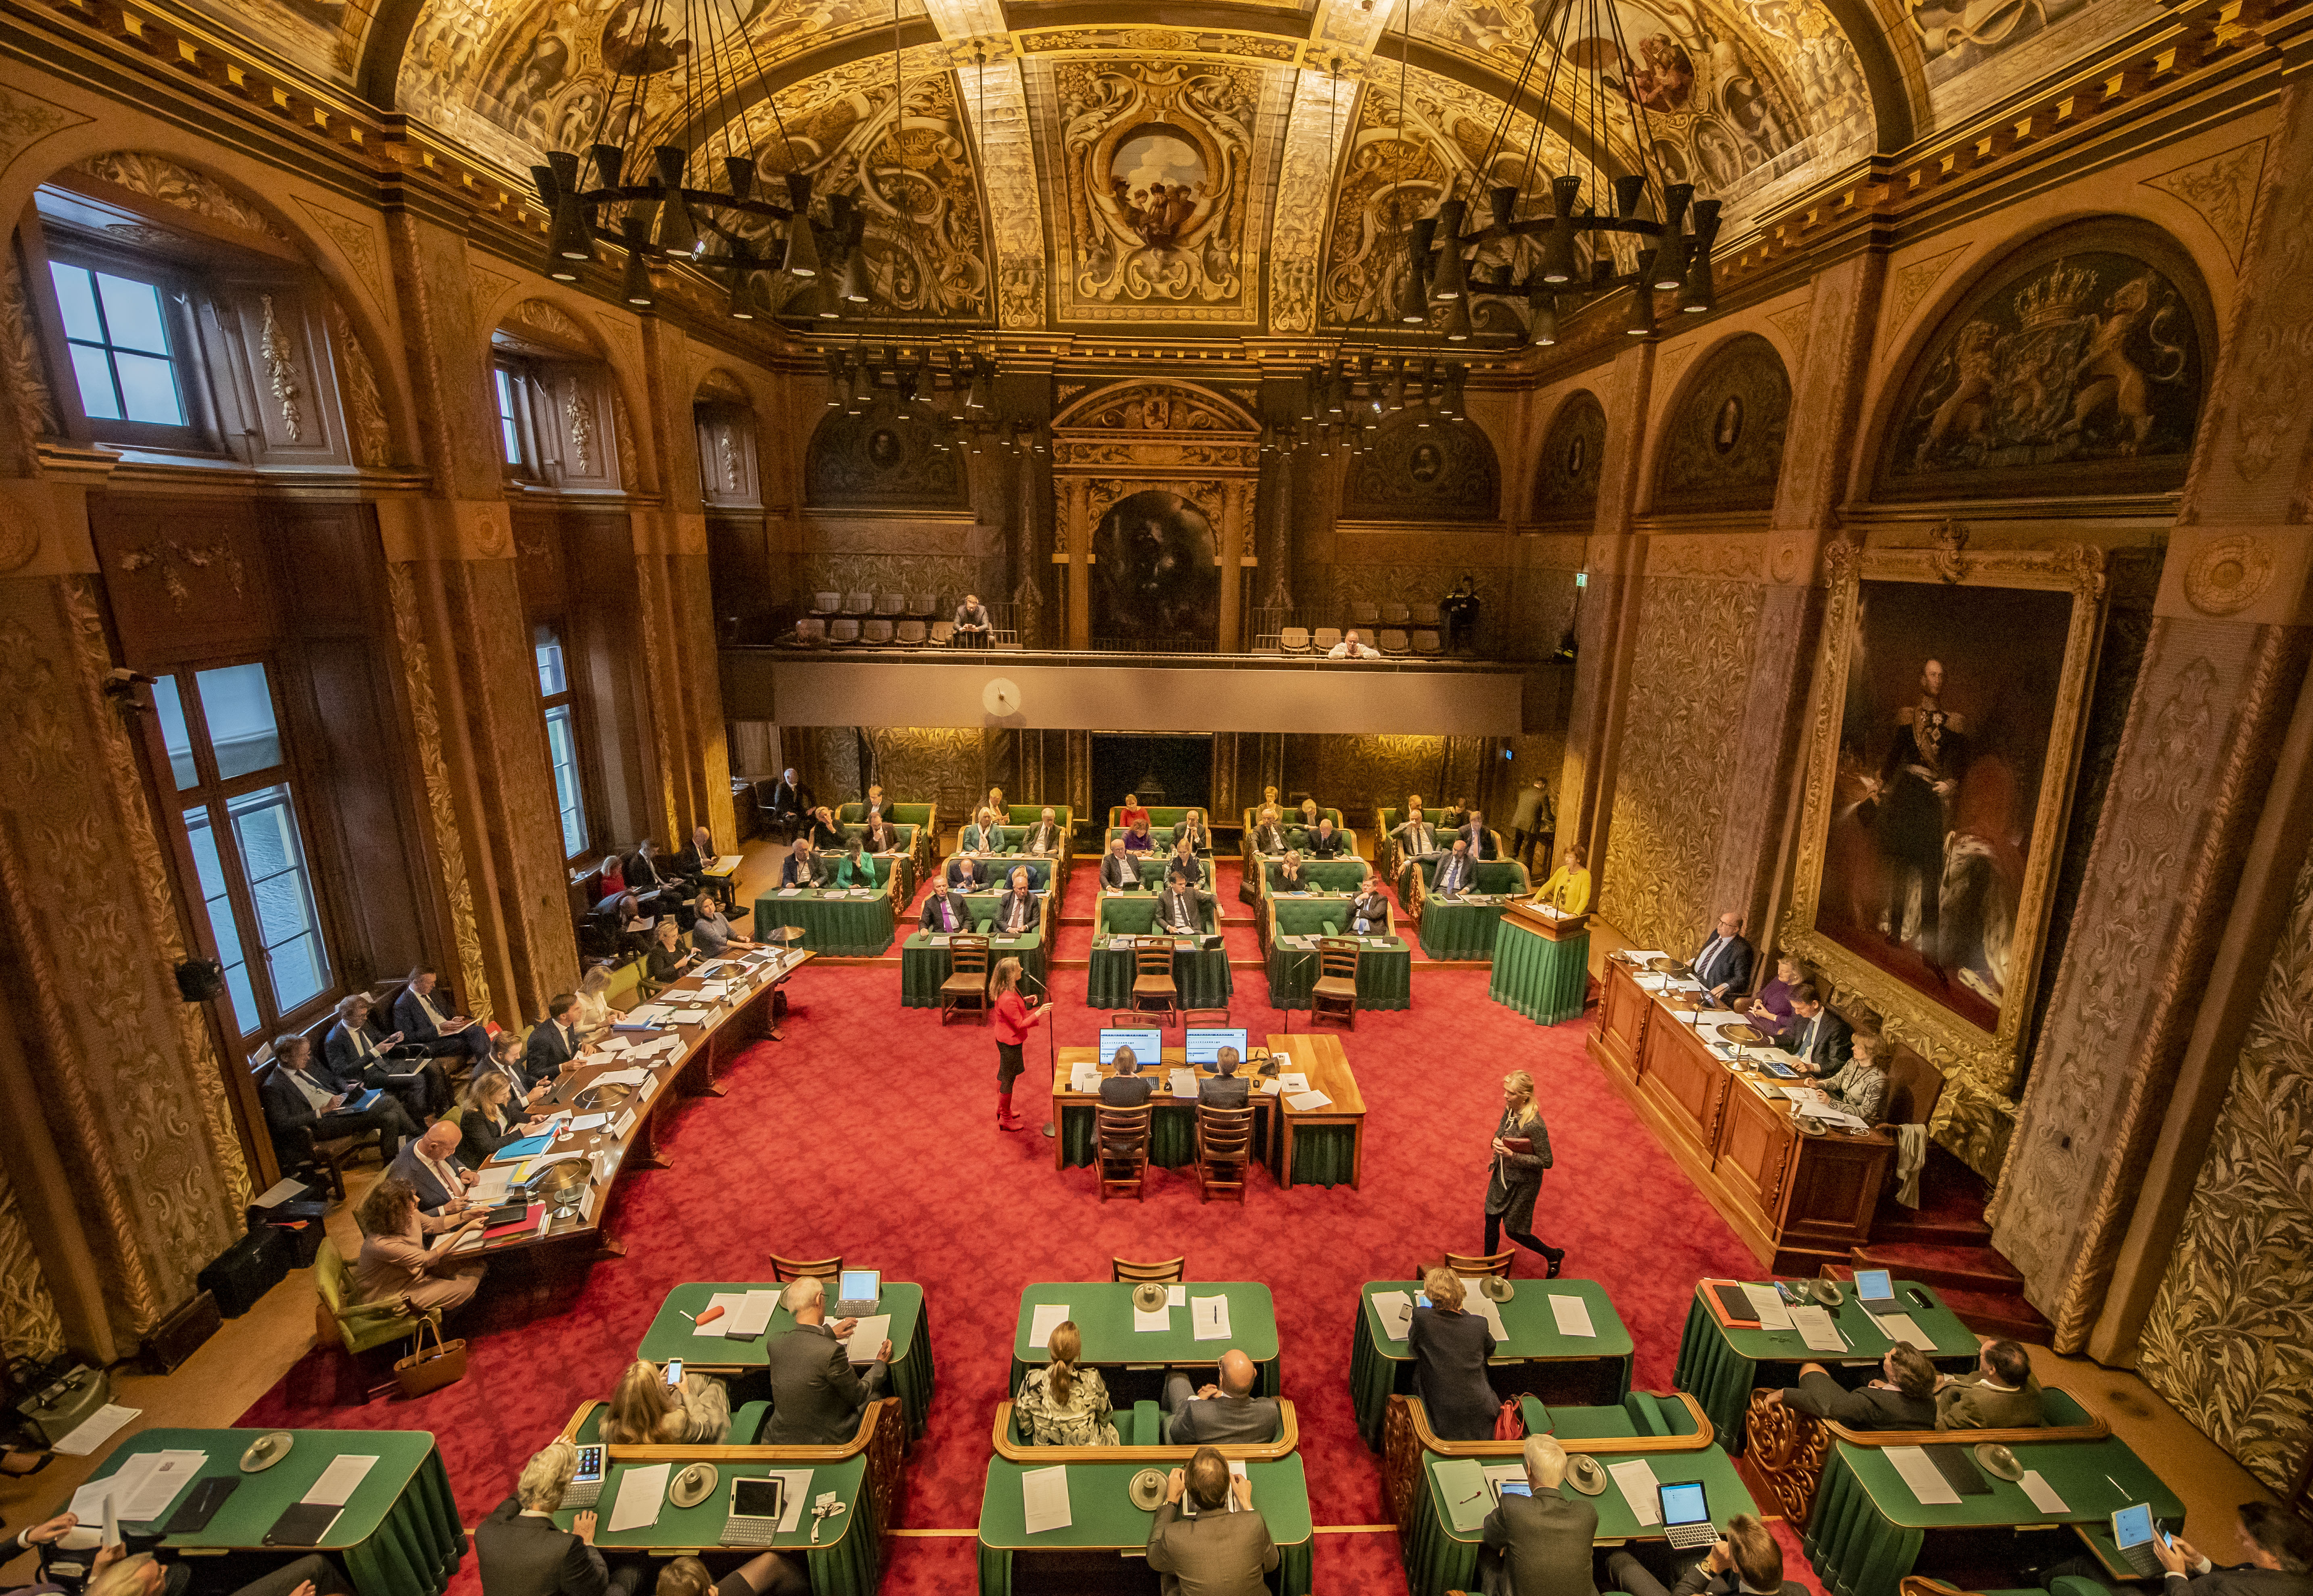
[{"left": 2106, "top": 1474, "right": 2126, "bottom": 1496}]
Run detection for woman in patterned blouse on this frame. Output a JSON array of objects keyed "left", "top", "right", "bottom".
[{"left": 1015, "top": 1320, "right": 1119, "bottom": 1445}]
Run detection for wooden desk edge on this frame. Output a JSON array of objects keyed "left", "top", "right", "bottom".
[
  {"left": 988, "top": 1400, "right": 1300, "bottom": 1461},
  {"left": 556, "top": 1396, "right": 898, "bottom": 1463},
  {"left": 1392, "top": 1391, "right": 1718, "bottom": 1455}
]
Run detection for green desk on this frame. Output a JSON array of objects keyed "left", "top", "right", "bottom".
[
  {"left": 839, "top": 802, "right": 932, "bottom": 827},
  {"left": 900, "top": 890, "right": 1048, "bottom": 1007},
  {"left": 1414, "top": 896, "right": 1514, "bottom": 961},
  {"left": 977, "top": 1456, "right": 1313, "bottom": 1596},
  {"left": 555, "top": 1453, "right": 873, "bottom": 1596},
  {"left": 1259, "top": 858, "right": 1370, "bottom": 894},
  {"left": 1490, "top": 907, "right": 1590, "bottom": 1024},
  {"left": 1671, "top": 1284, "right": 1982, "bottom": 1452},
  {"left": 1107, "top": 806, "right": 1206, "bottom": 830},
  {"left": 636, "top": 1282, "right": 935, "bottom": 1438},
  {"left": 1087, "top": 899, "right": 1233, "bottom": 1009},
  {"left": 73, "top": 1430, "right": 460, "bottom": 1596},
  {"left": 750, "top": 886, "right": 895, "bottom": 957},
  {"left": 1011, "top": 1283, "right": 1281, "bottom": 1396},
  {"left": 1405, "top": 1442, "right": 1754, "bottom": 1596},
  {"left": 1803, "top": 1436, "right": 2184, "bottom": 1596},
  {"left": 1051, "top": 1070, "right": 1275, "bottom": 1172},
  {"left": 1349, "top": 1281, "right": 1634, "bottom": 1448},
  {"left": 1099, "top": 847, "right": 1218, "bottom": 893},
  {"left": 1265, "top": 925, "right": 1412, "bottom": 1009}
]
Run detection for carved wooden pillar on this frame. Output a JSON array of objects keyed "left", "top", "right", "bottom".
[
  {"left": 1061, "top": 477, "right": 1090, "bottom": 649},
  {"left": 1218, "top": 479, "right": 1249, "bottom": 650},
  {"left": 1261, "top": 455, "right": 1296, "bottom": 611}
]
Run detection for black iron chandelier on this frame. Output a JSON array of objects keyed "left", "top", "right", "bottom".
[
  {"left": 823, "top": 345, "right": 1048, "bottom": 458},
  {"left": 1263, "top": 353, "right": 1470, "bottom": 459}
]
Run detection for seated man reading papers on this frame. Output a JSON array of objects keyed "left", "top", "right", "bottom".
[
  {"left": 1022, "top": 807, "right": 1064, "bottom": 856},
  {"left": 779, "top": 839, "right": 828, "bottom": 889},
  {"left": 1156, "top": 871, "right": 1203, "bottom": 936},
  {"left": 919, "top": 886, "right": 973, "bottom": 934},
  {"left": 1100, "top": 836, "right": 1142, "bottom": 892},
  {"left": 1251, "top": 807, "right": 1290, "bottom": 855},
  {"left": 1163, "top": 1349, "right": 1282, "bottom": 1443},
  {"left": 1479, "top": 1438, "right": 1597, "bottom": 1596},
  {"left": 1146, "top": 1447, "right": 1278, "bottom": 1596},
  {"left": 762, "top": 1275, "right": 893, "bottom": 1445}
]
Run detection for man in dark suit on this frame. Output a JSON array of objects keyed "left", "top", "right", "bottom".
[
  {"left": 1156, "top": 872, "right": 1202, "bottom": 936},
  {"left": 1307, "top": 818, "right": 1346, "bottom": 859},
  {"left": 1690, "top": 912, "right": 1756, "bottom": 1005},
  {"left": 779, "top": 839, "right": 827, "bottom": 889},
  {"left": 1765, "top": 1346, "right": 1938, "bottom": 1430},
  {"left": 673, "top": 824, "right": 722, "bottom": 887},
  {"left": 1479, "top": 1436, "right": 1598, "bottom": 1596},
  {"left": 1163, "top": 1349, "right": 1282, "bottom": 1444},
  {"left": 1022, "top": 807, "right": 1064, "bottom": 856},
  {"left": 1100, "top": 1049, "right": 1154, "bottom": 1107},
  {"left": 523, "top": 994, "right": 586, "bottom": 1091},
  {"left": 952, "top": 593, "right": 993, "bottom": 647},
  {"left": 2142, "top": 1502, "right": 2313, "bottom": 1596},
  {"left": 1100, "top": 837, "right": 1142, "bottom": 892},
  {"left": 1433, "top": 839, "right": 1476, "bottom": 898},
  {"left": 1461, "top": 809, "right": 1499, "bottom": 860},
  {"left": 388, "top": 1119, "right": 477, "bottom": 1216},
  {"left": 946, "top": 853, "right": 989, "bottom": 891},
  {"left": 1202, "top": 1048, "right": 1250, "bottom": 1109},
  {"left": 1145, "top": 1446, "right": 1278, "bottom": 1596},
  {"left": 1786, "top": 985, "right": 1852, "bottom": 1075},
  {"left": 994, "top": 870, "right": 1040, "bottom": 936},
  {"left": 1608, "top": 1512, "right": 1807, "bottom": 1596},
  {"left": 1251, "top": 809, "right": 1290, "bottom": 855},
  {"left": 919, "top": 886, "right": 973, "bottom": 934},
  {"left": 393, "top": 967, "right": 490, "bottom": 1062},
  {"left": 259, "top": 1033, "right": 418, "bottom": 1162},
  {"left": 762, "top": 1276, "right": 891, "bottom": 1446},
  {"left": 764, "top": 768, "right": 812, "bottom": 842},
  {"left": 1349, "top": 884, "right": 1391, "bottom": 934},
  {"left": 475, "top": 1440, "right": 640, "bottom": 1596},
  {"left": 323, "top": 993, "right": 444, "bottom": 1118}
]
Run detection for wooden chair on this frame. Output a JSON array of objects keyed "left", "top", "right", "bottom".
[
  {"left": 1377, "top": 628, "right": 1410, "bottom": 655},
  {"left": 1196, "top": 1105, "right": 1257, "bottom": 1205},
  {"left": 1131, "top": 940, "right": 1179, "bottom": 1026},
  {"left": 1279, "top": 626, "right": 1311, "bottom": 653},
  {"left": 1442, "top": 1249, "right": 1516, "bottom": 1276},
  {"left": 770, "top": 1253, "right": 842, "bottom": 1282},
  {"left": 1096, "top": 1106, "right": 1151, "bottom": 1201},
  {"left": 1310, "top": 937, "right": 1361, "bottom": 1030},
  {"left": 1113, "top": 1255, "right": 1186, "bottom": 1283},
  {"left": 895, "top": 619, "right": 928, "bottom": 646},
  {"left": 940, "top": 934, "right": 993, "bottom": 1025},
  {"left": 1181, "top": 1007, "right": 1231, "bottom": 1030}
]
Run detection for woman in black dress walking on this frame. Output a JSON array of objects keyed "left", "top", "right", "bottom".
[{"left": 1485, "top": 1070, "right": 1566, "bottom": 1276}]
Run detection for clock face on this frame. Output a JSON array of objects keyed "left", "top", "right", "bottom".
[{"left": 983, "top": 676, "right": 1021, "bottom": 716}]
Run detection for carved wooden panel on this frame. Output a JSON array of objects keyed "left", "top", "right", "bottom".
[
  {"left": 1530, "top": 391, "right": 1606, "bottom": 526},
  {"left": 695, "top": 400, "right": 761, "bottom": 509},
  {"left": 1594, "top": 965, "right": 1651, "bottom": 1078},
  {"left": 804, "top": 402, "right": 969, "bottom": 510},
  {"left": 1715, "top": 1085, "right": 1791, "bottom": 1215},
  {"left": 1640, "top": 1022, "right": 1728, "bottom": 1155},
  {"left": 1340, "top": 413, "right": 1500, "bottom": 522},
  {"left": 1653, "top": 334, "right": 1790, "bottom": 516},
  {"left": 90, "top": 496, "right": 280, "bottom": 662}
]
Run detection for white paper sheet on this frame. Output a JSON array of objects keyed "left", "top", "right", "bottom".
[
  {"left": 2018, "top": 1469, "right": 2070, "bottom": 1514},
  {"left": 1069, "top": 1064, "right": 1100, "bottom": 1093},
  {"left": 698, "top": 1290, "right": 751, "bottom": 1331},
  {"left": 1467, "top": 1293, "right": 1508, "bottom": 1343},
  {"left": 1191, "top": 1295, "right": 1231, "bottom": 1342},
  {"left": 1607, "top": 1459, "right": 1662, "bottom": 1525},
  {"left": 1133, "top": 1302, "right": 1171, "bottom": 1331},
  {"left": 303, "top": 1455, "right": 378, "bottom": 1507},
  {"left": 766, "top": 1471, "right": 813, "bottom": 1532},
  {"left": 1865, "top": 1311, "right": 1936, "bottom": 1350},
  {"left": 1372, "top": 1290, "right": 1414, "bottom": 1341},
  {"left": 1021, "top": 1465, "right": 1071, "bottom": 1534},
  {"left": 1275, "top": 1073, "right": 1310, "bottom": 1093},
  {"left": 1789, "top": 1305, "right": 1847, "bottom": 1353},
  {"left": 52, "top": 1404, "right": 140, "bottom": 1457},
  {"left": 1886, "top": 1447, "right": 1961, "bottom": 1505},
  {"left": 1285, "top": 1090, "right": 1332, "bottom": 1110},
  {"left": 1169, "top": 1069, "right": 1200, "bottom": 1099},
  {"left": 1029, "top": 1303, "right": 1071, "bottom": 1347},
  {"left": 1549, "top": 1295, "right": 1596, "bottom": 1338},
  {"left": 608, "top": 1463, "right": 671, "bottom": 1531},
  {"left": 1740, "top": 1283, "right": 1794, "bottom": 1330},
  {"left": 727, "top": 1290, "right": 780, "bottom": 1339},
  {"left": 841, "top": 1314, "right": 890, "bottom": 1364}
]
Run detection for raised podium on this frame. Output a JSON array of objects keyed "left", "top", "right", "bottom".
[{"left": 1488, "top": 900, "right": 1590, "bottom": 1025}]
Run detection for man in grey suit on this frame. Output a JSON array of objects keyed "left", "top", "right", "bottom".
[
  {"left": 1145, "top": 1446, "right": 1278, "bottom": 1596},
  {"left": 1479, "top": 1436, "right": 1597, "bottom": 1596},
  {"left": 1608, "top": 1511, "right": 1807, "bottom": 1596},
  {"left": 761, "top": 1276, "right": 892, "bottom": 1446},
  {"left": 1785, "top": 985, "right": 1852, "bottom": 1074},
  {"left": 1163, "top": 1349, "right": 1282, "bottom": 1444},
  {"left": 1763, "top": 1345, "right": 1938, "bottom": 1430},
  {"left": 475, "top": 1440, "right": 640, "bottom": 1596}
]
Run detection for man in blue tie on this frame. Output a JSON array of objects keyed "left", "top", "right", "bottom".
[{"left": 1690, "top": 911, "right": 1755, "bottom": 1004}]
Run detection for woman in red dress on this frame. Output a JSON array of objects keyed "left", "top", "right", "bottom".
[{"left": 991, "top": 957, "right": 1051, "bottom": 1132}]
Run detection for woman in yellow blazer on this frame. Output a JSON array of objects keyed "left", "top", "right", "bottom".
[{"left": 1533, "top": 843, "right": 1591, "bottom": 914}]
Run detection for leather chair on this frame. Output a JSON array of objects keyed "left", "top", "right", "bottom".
[
  {"left": 811, "top": 591, "right": 842, "bottom": 614},
  {"left": 841, "top": 589, "right": 874, "bottom": 616},
  {"left": 827, "top": 618, "right": 862, "bottom": 644},
  {"left": 1411, "top": 629, "right": 1442, "bottom": 655},
  {"left": 861, "top": 618, "right": 895, "bottom": 645},
  {"left": 1377, "top": 628, "right": 1410, "bottom": 655},
  {"left": 1381, "top": 601, "right": 1411, "bottom": 625},
  {"left": 896, "top": 620, "right": 928, "bottom": 646},
  {"left": 1349, "top": 600, "right": 1379, "bottom": 627},
  {"left": 874, "top": 593, "right": 905, "bottom": 617}
]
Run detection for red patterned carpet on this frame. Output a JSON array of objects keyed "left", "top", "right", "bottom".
[{"left": 241, "top": 858, "right": 1794, "bottom": 1595}]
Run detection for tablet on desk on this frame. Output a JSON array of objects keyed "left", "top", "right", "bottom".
[{"left": 1854, "top": 1269, "right": 1895, "bottom": 1309}]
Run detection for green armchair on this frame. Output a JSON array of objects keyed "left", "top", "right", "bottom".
[{"left": 313, "top": 1237, "right": 435, "bottom": 1358}]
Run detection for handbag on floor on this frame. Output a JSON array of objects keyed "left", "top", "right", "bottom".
[
  {"left": 394, "top": 1316, "right": 465, "bottom": 1398},
  {"left": 1493, "top": 1398, "right": 1525, "bottom": 1441}
]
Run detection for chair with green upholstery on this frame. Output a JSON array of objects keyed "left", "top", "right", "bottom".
[
  {"left": 312, "top": 1237, "right": 435, "bottom": 1359},
  {"left": 731, "top": 1400, "right": 769, "bottom": 1444}
]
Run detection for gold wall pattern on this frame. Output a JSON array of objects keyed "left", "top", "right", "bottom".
[
  {"left": 0, "top": 248, "right": 59, "bottom": 470},
  {"left": 0, "top": 1160, "right": 64, "bottom": 1362},
  {"left": 1599, "top": 574, "right": 1763, "bottom": 957},
  {"left": 2137, "top": 839, "right": 2313, "bottom": 1495},
  {"left": 867, "top": 727, "right": 986, "bottom": 817},
  {"left": 2140, "top": 137, "right": 2269, "bottom": 273},
  {"left": 328, "top": 299, "right": 392, "bottom": 468},
  {"left": 0, "top": 83, "right": 90, "bottom": 174}
]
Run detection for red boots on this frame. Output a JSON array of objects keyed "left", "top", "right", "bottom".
[{"left": 996, "top": 1092, "right": 1025, "bottom": 1131}]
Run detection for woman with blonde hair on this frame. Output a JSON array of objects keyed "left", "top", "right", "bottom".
[
  {"left": 599, "top": 1358, "right": 732, "bottom": 1446},
  {"left": 571, "top": 962, "right": 618, "bottom": 1040},
  {"left": 990, "top": 956, "right": 1050, "bottom": 1134},
  {"left": 451, "top": 1070, "right": 527, "bottom": 1167},
  {"left": 1014, "top": 1319, "right": 1118, "bottom": 1445},
  {"left": 1408, "top": 1264, "right": 1501, "bottom": 1440},
  {"left": 1485, "top": 1070, "right": 1565, "bottom": 1275},
  {"left": 654, "top": 1550, "right": 808, "bottom": 1596},
  {"left": 1532, "top": 843, "right": 1591, "bottom": 916}
]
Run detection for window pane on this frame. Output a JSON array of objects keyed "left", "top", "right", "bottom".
[
  {"left": 194, "top": 663, "right": 281, "bottom": 779},
  {"left": 69, "top": 345, "right": 120, "bottom": 420},
  {"left": 227, "top": 784, "right": 331, "bottom": 1010},
  {"left": 95, "top": 272, "right": 170, "bottom": 354},
  {"left": 49, "top": 263, "right": 102, "bottom": 341},
  {"left": 546, "top": 705, "right": 587, "bottom": 856},
  {"left": 534, "top": 624, "right": 567, "bottom": 697},
  {"left": 114, "top": 352, "right": 185, "bottom": 426},
  {"left": 150, "top": 675, "right": 199, "bottom": 789},
  {"left": 496, "top": 368, "right": 522, "bottom": 464},
  {"left": 183, "top": 807, "right": 254, "bottom": 1034}
]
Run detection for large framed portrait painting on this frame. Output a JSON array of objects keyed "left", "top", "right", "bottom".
[{"left": 1785, "top": 539, "right": 2107, "bottom": 1092}]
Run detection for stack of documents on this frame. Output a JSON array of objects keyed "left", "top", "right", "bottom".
[
  {"left": 1284, "top": 1090, "right": 1332, "bottom": 1110},
  {"left": 1169, "top": 1069, "right": 1200, "bottom": 1099},
  {"left": 1740, "top": 1284, "right": 1794, "bottom": 1331},
  {"left": 1371, "top": 1291, "right": 1414, "bottom": 1341},
  {"left": 1435, "top": 1459, "right": 1492, "bottom": 1532},
  {"left": 702, "top": 1290, "right": 780, "bottom": 1339},
  {"left": 1191, "top": 1295, "right": 1232, "bottom": 1341},
  {"left": 609, "top": 1463, "right": 670, "bottom": 1531},
  {"left": 1886, "top": 1447, "right": 1961, "bottom": 1505},
  {"left": 839, "top": 1315, "right": 890, "bottom": 1365},
  {"left": 71, "top": 1450, "right": 208, "bottom": 1525},
  {"left": 1788, "top": 1305, "right": 1848, "bottom": 1353},
  {"left": 1069, "top": 1064, "right": 1100, "bottom": 1093},
  {"left": 1862, "top": 1310, "right": 1936, "bottom": 1350},
  {"left": 1021, "top": 1466, "right": 1070, "bottom": 1533}
]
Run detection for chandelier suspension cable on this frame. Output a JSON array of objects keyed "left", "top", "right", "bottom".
[{"left": 730, "top": 5, "right": 799, "bottom": 171}]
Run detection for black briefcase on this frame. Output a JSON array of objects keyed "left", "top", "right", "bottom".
[{"left": 197, "top": 1227, "right": 292, "bottom": 1318}]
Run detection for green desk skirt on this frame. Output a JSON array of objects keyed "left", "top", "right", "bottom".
[
  {"left": 1261, "top": 859, "right": 1370, "bottom": 893},
  {"left": 1087, "top": 943, "right": 1234, "bottom": 1007},
  {"left": 1058, "top": 1100, "right": 1212, "bottom": 1168},
  {"left": 1266, "top": 938, "right": 1411, "bottom": 1009},
  {"left": 977, "top": 1540, "right": 1310, "bottom": 1596},
  {"left": 1418, "top": 899, "right": 1510, "bottom": 961},
  {"left": 1402, "top": 1461, "right": 1483, "bottom": 1596},
  {"left": 977, "top": 1458, "right": 1311, "bottom": 1596},
  {"left": 1490, "top": 919, "right": 1589, "bottom": 1024},
  {"left": 1804, "top": 1449, "right": 1923, "bottom": 1596},
  {"left": 750, "top": 889, "right": 894, "bottom": 956},
  {"left": 563, "top": 1455, "right": 875, "bottom": 1596},
  {"left": 1672, "top": 1292, "right": 1978, "bottom": 1453},
  {"left": 1284, "top": 1124, "right": 1359, "bottom": 1186},
  {"left": 900, "top": 930, "right": 1047, "bottom": 1007}
]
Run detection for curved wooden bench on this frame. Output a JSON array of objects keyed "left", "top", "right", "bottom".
[
  {"left": 989, "top": 1398, "right": 1299, "bottom": 1462},
  {"left": 1744, "top": 1385, "right": 2109, "bottom": 1526}
]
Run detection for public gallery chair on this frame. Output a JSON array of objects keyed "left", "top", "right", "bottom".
[
  {"left": 1097, "top": 1105, "right": 1152, "bottom": 1201},
  {"left": 791, "top": 618, "right": 829, "bottom": 648},
  {"left": 1113, "top": 1255, "right": 1186, "bottom": 1284},
  {"left": 1310, "top": 937, "right": 1361, "bottom": 1030},
  {"left": 1280, "top": 626, "right": 1312, "bottom": 654},
  {"left": 861, "top": 618, "right": 896, "bottom": 645},
  {"left": 811, "top": 591, "right": 842, "bottom": 616},
  {"left": 1131, "top": 939, "right": 1180, "bottom": 1026},
  {"left": 1196, "top": 1105, "right": 1256, "bottom": 1204},
  {"left": 769, "top": 1253, "right": 843, "bottom": 1282},
  {"left": 827, "top": 618, "right": 862, "bottom": 645},
  {"left": 1744, "top": 1383, "right": 2108, "bottom": 1525},
  {"left": 940, "top": 934, "right": 993, "bottom": 1025}
]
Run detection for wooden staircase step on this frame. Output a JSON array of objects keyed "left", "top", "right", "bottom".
[{"left": 1849, "top": 1242, "right": 2025, "bottom": 1294}]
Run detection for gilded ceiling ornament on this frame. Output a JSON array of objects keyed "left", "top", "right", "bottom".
[
  {"left": 2182, "top": 534, "right": 2274, "bottom": 616},
  {"left": 2140, "top": 139, "right": 2269, "bottom": 274},
  {"left": 1928, "top": 517, "right": 1969, "bottom": 583},
  {"left": 0, "top": 85, "right": 88, "bottom": 177},
  {"left": 1767, "top": 298, "right": 1815, "bottom": 368},
  {"left": 258, "top": 295, "right": 305, "bottom": 443},
  {"left": 294, "top": 197, "right": 389, "bottom": 307},
  {"left": 504, "top": 296, "right": 592, "bottom": 348}
]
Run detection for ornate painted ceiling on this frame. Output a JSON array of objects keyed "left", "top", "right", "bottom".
[{"left": 168, "top": 0, "right": 2158, "bottom": 335}]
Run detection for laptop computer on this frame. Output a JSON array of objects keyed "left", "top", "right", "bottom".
[
  {"left": 1854, "top": 1269, "right": 1896, "bottom": 1311},
  {"left": 836, "top": 1269, "right": 881, "bottom": 1318},
  {"left": 2111, "top": 1503, "right": 2163, "bottom": 1576},
  {"left": 1658, "top": 1481, "right": 1717, "bottom": 1551}
]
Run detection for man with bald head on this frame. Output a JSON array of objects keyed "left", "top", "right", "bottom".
[{"left": 1163, "top": 1348, "right": 1283, "bottom": 1444}]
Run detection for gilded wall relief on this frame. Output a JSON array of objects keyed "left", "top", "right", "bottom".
[
  {"left": 804, "top": 400, "right": 970, "bottom": 510},
  {"left": 63, "top": 153, "right": 290, "bottom": 243},
  {"left": 1875, "top": 225, "right": 2213, "bottom": 502},
  {"left": 1599, "top": 573, "right": 1763, "bottom": 955},
  {"left": 1339, "top": 412, "right": 1500, "bottom": 522},
  {"left": 1529, "top": 391, "right": 1606, "bottom": 525},
  {"left": 328, "top": 301, "right": 392, "bottom": 469},
  {"left": 2140, "top": 138, "right": 2268, "bottom": 274},
  {"left": 2138, "top": 839, "right": 2313, "bottom": 1496},
  {"left": 1653, "top": 332, "right": 1790, "bottom": 514}
]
